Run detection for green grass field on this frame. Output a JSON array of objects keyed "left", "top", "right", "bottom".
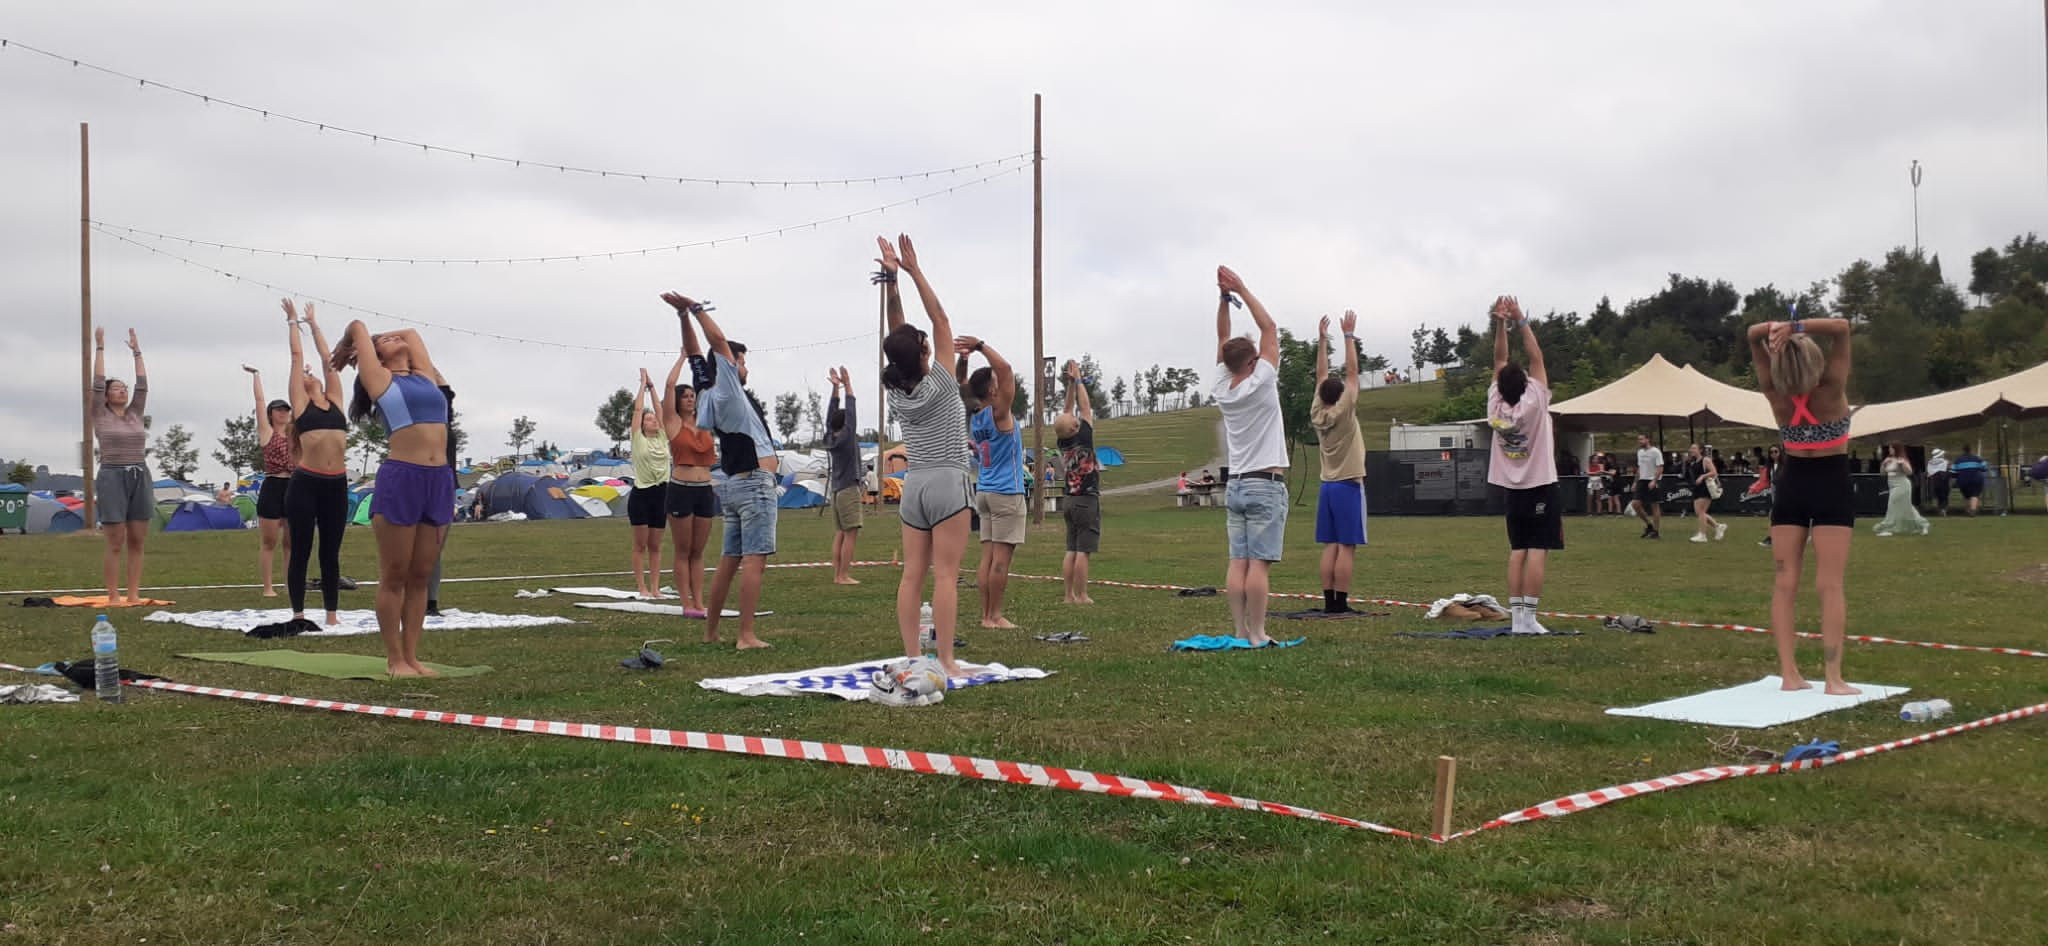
[{"left": 5, "top": 496, "right": 2047, "bottom": 945}]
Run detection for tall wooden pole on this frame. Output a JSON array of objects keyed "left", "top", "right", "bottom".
[
  {"left": 1029, "top": 93, "right": 1046, "bottom": 523},
  {"left": 80, "top": 122, "right": 96, "bottom": 529},
  {"left": 876, "top": 279, "right": 887, "bottom": 447}
]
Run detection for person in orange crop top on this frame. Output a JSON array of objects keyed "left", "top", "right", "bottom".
[
  {"left": 1747, "top": 310, "right": 1858, "bottom": 695},
  {"left": 661, "top": 342, "right": 719, "bottom": 619}
]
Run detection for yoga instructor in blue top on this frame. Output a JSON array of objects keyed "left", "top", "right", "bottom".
[{"left": 331, "top": 322, "right": 454, "bottom": 677}]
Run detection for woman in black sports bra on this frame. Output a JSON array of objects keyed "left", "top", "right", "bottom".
[
  {"left": 1746, "top": 312, "right": 1858, "bottom": 696},
  {"left": 281, "top": 300, "right": 352, "bottom": 630}
]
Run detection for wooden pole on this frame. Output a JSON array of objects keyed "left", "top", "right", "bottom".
[
  {"left": 1029, "top": 93, "right": 1046, "bottom": 524},
  {"left": 1431, "top": 755, "right": 1458, "bottom": 838},
  {"left": 876, "top": 278, "right": 887, "bottom": 446},
  {"left": 80, "top": 122, "right": 96, "bottom": 529}
]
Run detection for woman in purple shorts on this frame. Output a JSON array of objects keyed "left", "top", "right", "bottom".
[{"left": 332, "top": 323, "right": 454, "bottom": 677}]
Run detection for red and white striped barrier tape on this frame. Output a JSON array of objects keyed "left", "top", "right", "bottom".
[
  {"left": 3, "top": 662, "right": 2037, "bottom": 842},
  {"left": 1007, "top": 574, "right": 2048, "bottom": 660},
  {"left": 115, "top": 676, "right": 1420, "bottom": 840},
  {"left": 1435, "top": 698, "right": 2048, "bottom": 841}
]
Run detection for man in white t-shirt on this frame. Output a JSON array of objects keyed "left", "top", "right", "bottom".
[
  {"left": 1211, "top": 265, "right": 1288, "bottom": 647},
  {"left": 1484, "top": 295, "right": 1559, "bottom": 635},
  {"left": 1632, "top": 433, "right": 1664, "bottom": 539}
]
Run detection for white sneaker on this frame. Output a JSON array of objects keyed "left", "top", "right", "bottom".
[
  {"left": 1714, "top": 522, "right": 1728, "bottom": 541},
  {"left": 1524, "top": 617, "right": 1553, "bottom": 636},
  {"left": 1509, "top": 608, "right": 1542, "bottom": 635},
  {"left": 1690, "top": 533, "right": 1709, "bottom": 543}
]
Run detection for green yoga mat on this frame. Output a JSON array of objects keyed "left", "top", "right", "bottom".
[{"left": 177, "top": 650, "right": 494, "bottom": 681}]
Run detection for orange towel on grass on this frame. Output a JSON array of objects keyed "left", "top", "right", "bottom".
[{"left": 50, "top": 595, "right": 175, "bottom": 608}]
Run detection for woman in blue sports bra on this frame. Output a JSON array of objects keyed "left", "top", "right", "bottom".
[
  {"left": 331, "top": 322, "right": 453, "bottom": 678},
  {"left": 1746, "top": 312, "right": 1859, "bottom": 696}
]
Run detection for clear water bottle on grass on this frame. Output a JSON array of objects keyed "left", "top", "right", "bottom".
[
  {"left": 1900, "top": 699, "right": 1951, "bottom": 722},
  {"left": 92, "top": 614, "right": 122, "bottom": 703},
  {"left": 917, "top": 601, "right": 936, "bottom": 652}
]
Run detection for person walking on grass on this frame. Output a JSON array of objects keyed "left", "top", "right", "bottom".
[
  {"left": 876, "top": 233, "right": 970, "bottom": 679},
  {"left": 92, "top": 327, "right": 152, "bottom": 607},
  {"left": 1056, "top": 359, "right": 1101, "bottom": 605},
  {"left": 1211, "top": 265, "right": 1288, "bottom": 646},
  {"left": 1485, "top": 296, "right": 1561, "bottom": 636},
  {"left": 627, "top": 369, "right": 671, "bottom": 599},
  {"left": 1925, "top": 447, "right": 1951, "bottom": 517},
  {"left": 243, "top": 360, "right": 293, "bottom": 599},
  {"left": 1685, "top": 443, "right": 1727, "bottom": 543},
  {"left": 1632, "top": 433, "right": 1664, "bottom": 538},
  {"left": 960, "top": 337, "right": 1025, "bottom": 627},
  {"left": 824, "top": 366, "right": 865, "bottom": 586},
  {"left": 1310, "top": 310, "right": 1367, "bottom": 614},
  {"left": 1873, "top": 442, "right": 1930, "bottom": 537},
  {"left": 331, "top": 324, "right": 453, "bottom": 677},
  {"left": 1748, "top": 311, "right": 1859, "bottom": 695},
  {"left": 661, "top": 290, "right": 776, "bottom": 650},
  {"left": 659, "top": 336, "right": 719, "bottom": 618},
  {"left": 279, "top": 301, "right": 350, "bottom": 628},
  {"left": 1953, "top": 446, "right": 1989, "bottom": 516}
]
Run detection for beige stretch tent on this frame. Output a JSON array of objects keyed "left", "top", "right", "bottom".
[
  {"left": 1848, "top": 360, "right": 2048, "bottom": 440},
  {"left": 1547, "top": 354, "right": 1776, "bottom": 431}
]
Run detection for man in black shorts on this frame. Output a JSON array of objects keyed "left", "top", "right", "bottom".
[
  {"left": 1483, "top": 296, "right": 1562, "bottom": 635},
  {"left": 1631, "top": 434, "right": 1664, "bottom": 539}
]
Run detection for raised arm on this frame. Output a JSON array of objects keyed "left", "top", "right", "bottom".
[
  {"left": 1315, "top": 315, "right": 1331, "bottom": 387},
  {"left": 1215, "top": 293, "right": 1233, "bottom": 364},
  {"left": 633, "top": 369, "right": 652, "bottom": 439},
  {"left": 895, "top": 235, "right": 955, "bottom": 379},
  {"left": 1340, "top": 309, "right": 1360, "bottom": 391},
  {"left": 249, "top": 364, "right": 272, "bottom": 441},
  {"left": 876, "top": 237, "right": 906, "bottom": 332},
  {"left": 279, "top": 300, "right": 310, "bottom": 417},
  {"left": 1800, "top": 317, "right": 1854, "bottom": 388},
  {"left": 1510, "top": 298, "right": 1547, "bottom": 387},
  {"left": 1219, "top": 266, "right": 1279, "bottom": 367},
  {"left": 1492, "top": 296, "right": 1511, "bottom": 372},
  {"left": 985, "top": 342, "right": 1015, "bottom": 429},
  {"left": 125, "top": 329, "right": 148, "bottom": 413},
  {"left": 660, "top": 352, "right": 685, "bottom": 436},
  {"left": 300, "top": 303, "right": 344, "bottom": 403},
  {"left": 332, "top": 320, "right": 393, "bottom": 396},
  {"left": 93, "top": 326, "right": 106, "bottom": 385},
  {"left": 1067, "top": 360, "right": 1093, "bottom": 421}
]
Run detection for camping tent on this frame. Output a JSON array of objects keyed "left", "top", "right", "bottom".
[
  {"left": 351, "top": 489, "right": 376, "bottom": 525},
  {"left": 571, "top": 484, "right": 629, "bottom": 516},
  {"left": 478, "top": 472, "right": 589, "bottom": 520},
  {"left": 24, "top": 494, "right": 86, "bottom": 534},
  {"left": 571, "top": 494, "right": 614, "bottom": 517},
  {"left": 1096, "top": 446, "right": 1126, "bottom": 467},
  {"left": 1849, "top": 360, "right": 2048, "bottom": 440},
  {"left": 164, "top": 501, "right": 244, "bottom": 532},
  {"left": 778, "top": 479, "right": 828, "bottom": 509},
  {"left": 232, "top": 494, "right": 258, "bottom": 521},
  {"left": 1547, "top": 355, "right": 1776, "bottom": 431},
  {"left": 153, "top": 478, "right": 205, "bottom": 503}
]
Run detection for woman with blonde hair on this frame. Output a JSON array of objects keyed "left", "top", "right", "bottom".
[
  {"left": 1746, "top": 310, "right": 1859, "bottom": 694},
  {"left": 1873, "top": 442, "right": 1930, "bottom": 537},
  {"left": 1684, "top": 443, "right": 1727, "bottom": 543}
]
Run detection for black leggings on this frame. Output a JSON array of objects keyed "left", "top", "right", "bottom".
[{"left": 285, "top": 470, "right": 350, "bottom": 614}]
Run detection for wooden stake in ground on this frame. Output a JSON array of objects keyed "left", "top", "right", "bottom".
[{"left": 1432, "top": 755, "right": 1458, "bottom": 837}]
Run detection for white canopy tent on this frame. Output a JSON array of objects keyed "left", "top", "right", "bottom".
[
  {"left": 1546, "top": 355, "right": 1776, "bottom": 433},
  {"left": 1848, "top": 361, "right": 2048, "bottom": 440}
]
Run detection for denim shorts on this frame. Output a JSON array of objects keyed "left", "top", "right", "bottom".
[
  {"left": 1225, "top": 477, "right": 1289, "bottom": 562},
  {"left": 715, "top": 469, "right": 779, "bottom": 557}
]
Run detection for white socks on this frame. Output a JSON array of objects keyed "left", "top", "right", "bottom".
[{"left": 1510, "top": 596, "right": 1550, "bottom": 635}]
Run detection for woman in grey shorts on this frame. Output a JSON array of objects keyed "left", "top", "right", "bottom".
[
  {"left": 92, "top": 327, "right": 154, "bottom": 605},
  {"left": 877, "top": 233, "right": 972, "bottom": 681}
]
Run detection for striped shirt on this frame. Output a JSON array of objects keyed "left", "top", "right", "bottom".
[
  {"left": 93, "top": 374, "right": 150, "bottom": 465},
  {"left": 887, "top": 359, "right": 971, "bottom": 472}
]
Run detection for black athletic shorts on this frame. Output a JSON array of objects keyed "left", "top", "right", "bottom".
[
  {"left": 1632, "top": 479, "right": 1660, "bottom": 505},
  {"left": 1771, "top": 454, "right": 1854, "bottom": 529},
  {"left": 666, "top": 480, "right": 717, "bottom": 519},
  {"left": 627, "top": 481, "right": 667, "bottom": 527},
  {"left": 256, "top": 475, "right": 290, "bottom": 520},
  {"left": 1504, "top": 483, "right": 1564, "bottom": 551}
]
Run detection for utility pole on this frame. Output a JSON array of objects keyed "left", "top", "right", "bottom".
[
  {"left": 80, "top": 122, "right": 96, "bottom": 528},
  {"left": 1910, "top": 159, "right": 1923, "bottom": 256},
  {"left": 1029, "top": 93, "right": 1046, "bottom": 524}
]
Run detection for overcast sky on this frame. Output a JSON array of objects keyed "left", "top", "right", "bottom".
[{"left": 4, "top": 2, "right": 2044, "bottom": 482}]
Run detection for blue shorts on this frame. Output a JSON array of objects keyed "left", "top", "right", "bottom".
[
  {"left": 715, "top": 469, "right": 778, "bottom": 558},
  {"left": 1225, "top": 476, "right": 1289, "bottom": 562},
  {"left": 1314, "top": 479, "right": 1368, "bottom": 546}
]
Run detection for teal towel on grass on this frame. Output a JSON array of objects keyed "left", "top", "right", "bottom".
[{"left": 1169, "top": 635, "right": 1305, "bottom": 652}]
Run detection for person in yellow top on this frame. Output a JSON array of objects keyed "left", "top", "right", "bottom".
[
  {"left": 1309, "top": 310, "right": 1367, "bottom": 614},
  {"left": 628, "top": 369, "right": 673, "bottom": 599}
]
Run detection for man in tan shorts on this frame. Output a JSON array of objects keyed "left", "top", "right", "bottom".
[{"left": 958, "top": 336, "right": 1025, "bottom": 628}]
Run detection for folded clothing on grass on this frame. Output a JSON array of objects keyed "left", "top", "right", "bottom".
[
  {"left": 146, "top": 608, "right": 571, "bottom": 637},
  {"left": 1169, "top": 635, "right": 1305, "bottom": 651},
  {"left": 178, "top": 650, "right": 494, "bottom": 681},
  {"left": 1278, "top": 609, "right": 1390, "bottom": 620},
  {"left": 1395, "top": 626, "right": 1583, "bottom": 639},
  {"left": 698, "top": 659, "right": 1050, "bottom": 701},
  {"left": 43, "top": 595, "right": 176, "bottom": 608}
]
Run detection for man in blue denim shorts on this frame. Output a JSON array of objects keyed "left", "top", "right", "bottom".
[
  {"left": 1210, "top": 265, "right": 1289, "bottom": 646},
  {"left": 662, "top": 291, "right": 778, "bottom": 651}
]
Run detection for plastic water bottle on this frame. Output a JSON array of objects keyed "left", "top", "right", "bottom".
[
  {"left": 91, "top": 614, "right": 122, "bottom": 703},
  {"left": 917, "top": 602, "right": 936, "bottom": 651},
  {"left": 1900, "top": 699, "right": 1951, "bottom": 722}
]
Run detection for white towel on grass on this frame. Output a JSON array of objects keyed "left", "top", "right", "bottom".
[
  {"left": 699, "top": 659, "right": 1051, "bottom": 701},
  {"left": 573, "top": 601, "right": 772, "bottom": 618},
  {"left": 1606, "top": 675, "right": 1909, "bottom": 729},
  {"left": 144, "top": 608, "right": 572, "bottom": 637},
  {"left": 551, "top": 586, "right": 675, "bottom": 600}
]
